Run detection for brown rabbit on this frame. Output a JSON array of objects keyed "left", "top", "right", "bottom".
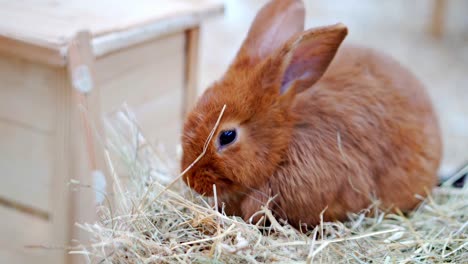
[{"left": 181, "top": 0, "right": 442, "bottom": 228}]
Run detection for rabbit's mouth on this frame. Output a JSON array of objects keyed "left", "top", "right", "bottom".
[{"left": 184, "top": 170, "right": 235, "bottom": 197}]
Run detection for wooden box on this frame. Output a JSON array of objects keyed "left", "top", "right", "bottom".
[{"left": 0, "top": 1, "right": 223, "bottom": 263}]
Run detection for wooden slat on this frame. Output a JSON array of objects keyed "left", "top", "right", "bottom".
[
  {"left": 0, "top": 206, "right": 64, "bottom": 264},
  {"left": 0, "top": 121, "right": 54, "bottom": 213},
  {"left": 98, "top": 57, "right": 184, "bottom": 114},
  {"left": 0, "top": 55, "right": 58, "bottom": 133},
  {"left": 0, "top": 36, "right": 65, "bottom": 66},
  {"left": 92, "top": 5, "right": 223, "bottom": 58},
  {"left": 0, "top": 251, "right": 55, "bottom": 264},
  {"left": 95, "top": 33, "right": 183, "bottom": 86},
  {"left": 0, "top": 205, "right": 51, "bottom": 248},
  {"left": 97, "top": 33, "right": 184, "bottom": 111}
]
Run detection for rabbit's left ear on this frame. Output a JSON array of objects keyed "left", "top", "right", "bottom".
[
  {"left": 271, "top": 23, "right": 348, "bottom": 95},
  {"left": 234, "top": 0, "right": 305, "bottom": 66}
]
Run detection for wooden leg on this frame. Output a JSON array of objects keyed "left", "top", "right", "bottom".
[
  {"left": 430, "top": 0, "right": 448, "bottom": 38},
  {"left": 67, "top": 31, "right": 110, "bottom": 264},
  {"left": 183, "top": 26, "right": 200, "bottom": 117}
]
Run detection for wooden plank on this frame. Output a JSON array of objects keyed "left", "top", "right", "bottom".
[
  {"left": 0, "top": 206, "right": 64, "bottom": 264},
  {"left": 98, "top": 57, "right": 184, "bottom": 114},
  {"left": 183, "top": 27, "right": 200, "bottom": 116},
  {"left": 0, "top": 55, "right": 59, "bottom": 133},
  {"left": 0, "top": 251, "right": 55, "bottom": 264},
  {"left": 94, "top": 33, "right": 183, "bottom": 85},
  {"left": 92, "top": 4, "right": 223, "bottom": 57},
  {"left": 97, "top": 33, "right": 184, "bottom": 113},
  {"left": 0, "top": 121, "right": 54, "bottom": 213},
  {"left": 0, "top": 36, "right": 65, "bottom": 66}
]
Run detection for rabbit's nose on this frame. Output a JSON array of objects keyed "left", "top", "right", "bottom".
[{"left": 184, "top": 172, "right": 216, "bottom": 197}]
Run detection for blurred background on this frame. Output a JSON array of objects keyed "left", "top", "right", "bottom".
[{"left": 199, "top": 0, "right": 468, "bottom": 176}]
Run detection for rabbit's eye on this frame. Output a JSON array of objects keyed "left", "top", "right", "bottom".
[{"left": 219, "top": 129, "right": 237, "bottom": 147}]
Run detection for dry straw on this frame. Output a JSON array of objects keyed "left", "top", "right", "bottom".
[{"left": 73, "top": 107, "right": 467, "bottom": 263}]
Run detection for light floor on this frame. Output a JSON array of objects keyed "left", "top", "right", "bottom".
[{"left": 199, "top": 0, "right": 468, "bottom": 175}]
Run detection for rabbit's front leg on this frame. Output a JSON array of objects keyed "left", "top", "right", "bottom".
[{"left": 240, "top": 182, "right": 274, "bottom": 225}]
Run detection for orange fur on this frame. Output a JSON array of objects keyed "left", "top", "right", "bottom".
[{"left": 181, "top": 0, "right": 441, "bottom": 228}]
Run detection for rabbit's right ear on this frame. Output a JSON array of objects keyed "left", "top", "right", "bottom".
[
  {"left": 271, "top": 24, "right": 348, "bottom": 95},
  {"left": 234, "top": 0, "right": 305, "bottom": 66}
]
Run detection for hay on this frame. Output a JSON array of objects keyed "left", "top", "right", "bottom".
[{"left": 73, "top": 107, "right": 468, "bottom": 263}]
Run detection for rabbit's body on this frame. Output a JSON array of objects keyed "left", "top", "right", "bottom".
[
  {"left": 238, "top": 45, "right": 441, "bottom": 226},
  {"left": 181, "top": 0, "right": 441, "bottom": 228}
]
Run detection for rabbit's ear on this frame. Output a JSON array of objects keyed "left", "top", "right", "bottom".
[
  {"left": 273, "top": 23, "right": 348, "bottom": 95},
  {"left": 235, "top": 0, "right": 305, "bottom": 66}
]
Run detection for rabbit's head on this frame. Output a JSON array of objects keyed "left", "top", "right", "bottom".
[{"left": 181, "top": 0, "right": 347, "bottom": 196}]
